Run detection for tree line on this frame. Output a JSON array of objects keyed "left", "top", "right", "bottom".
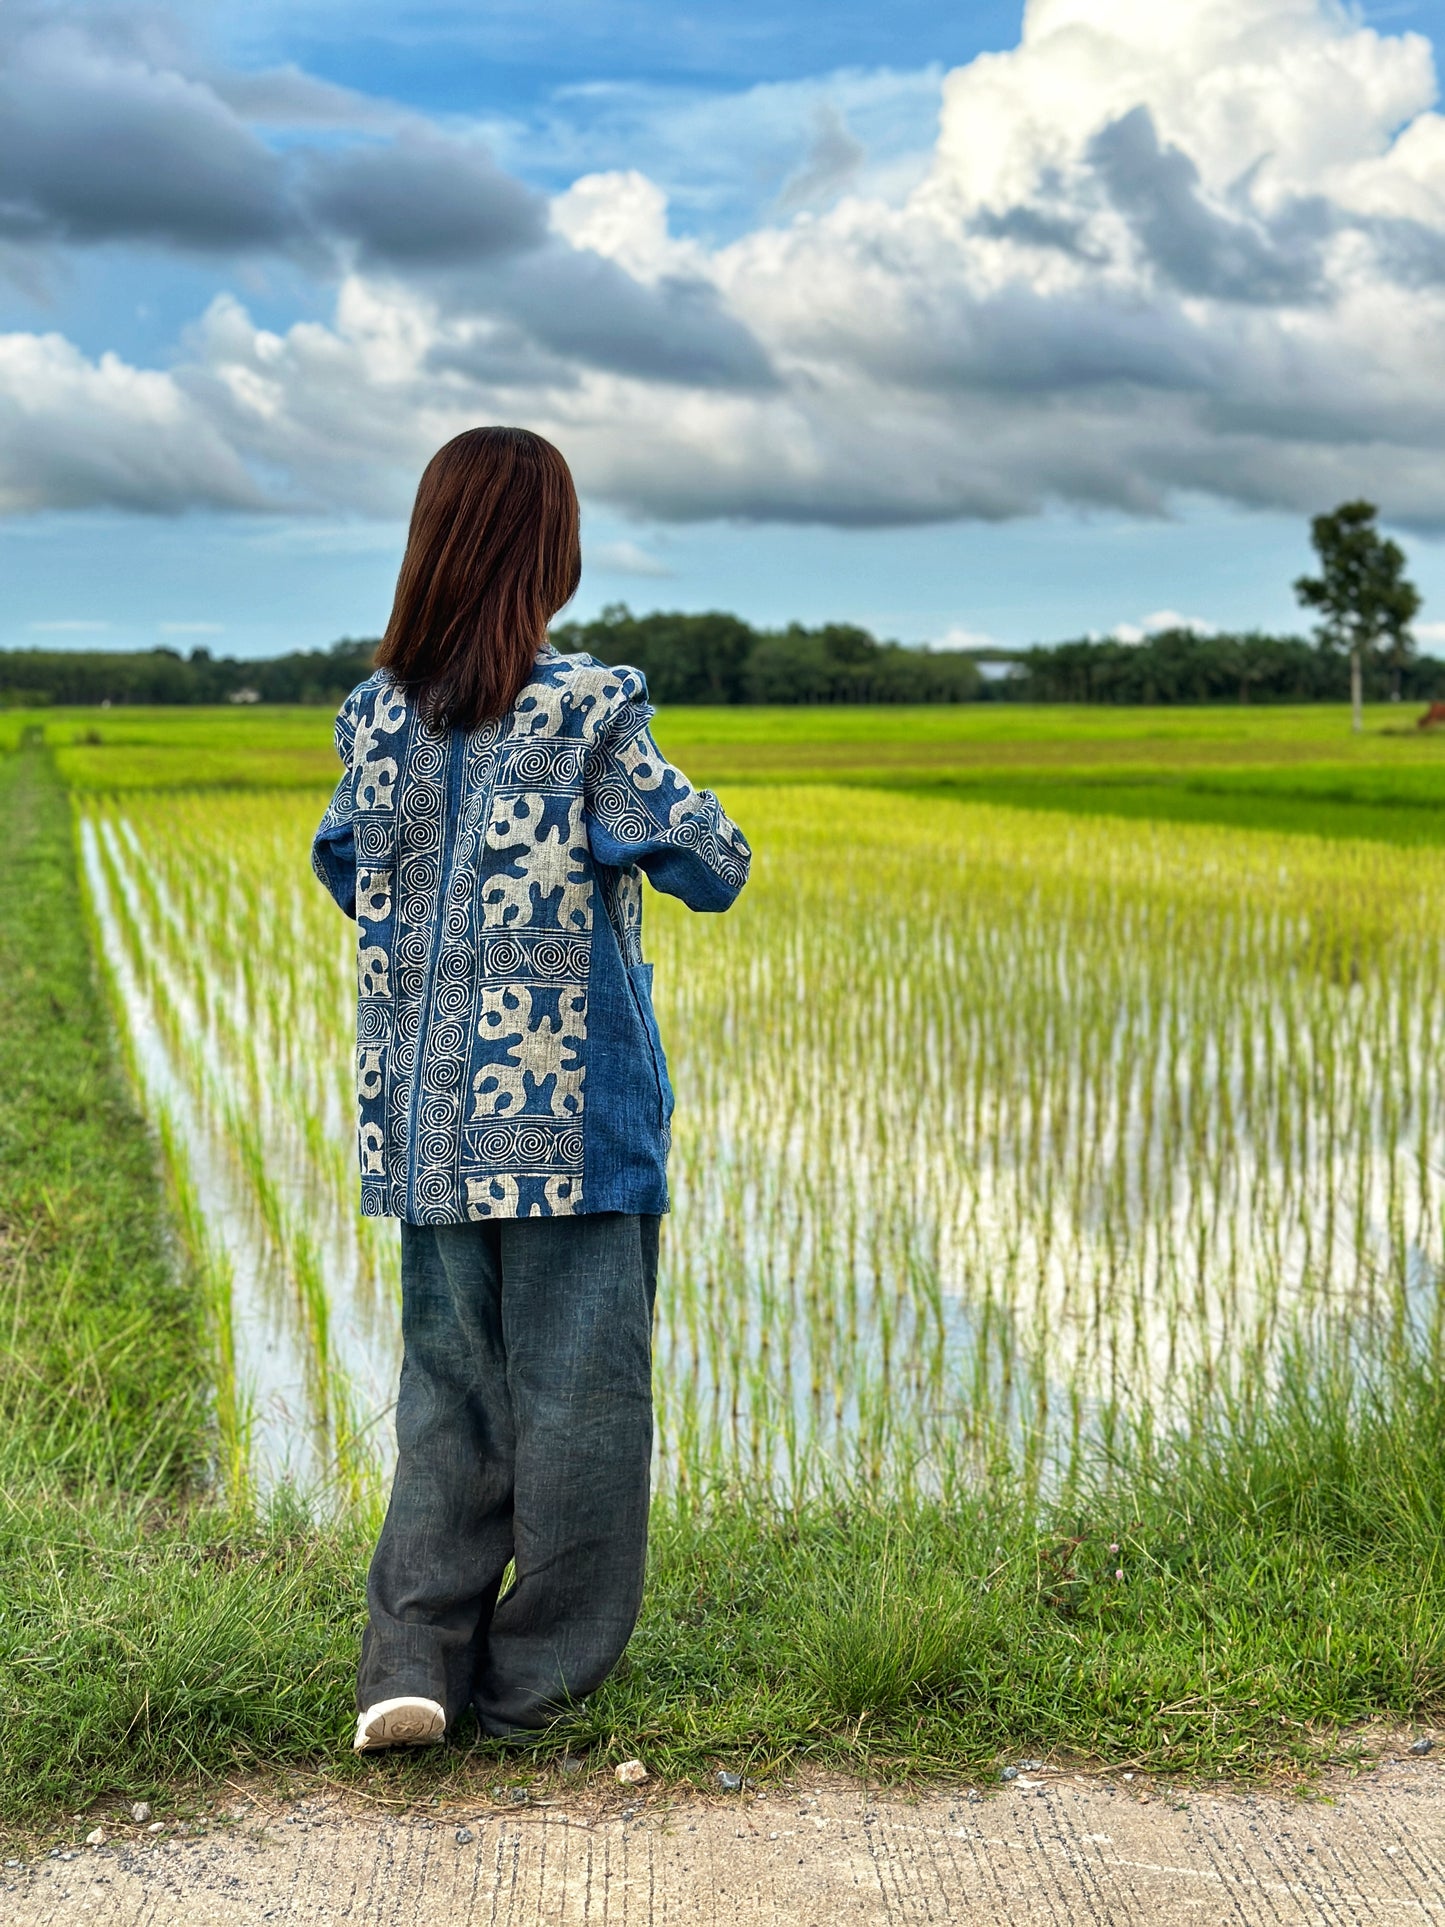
[
  {"left": 0, "top": 616, "right": 986, "bottom": 708},
  {"left": 1, "top": 502, "right": 1439, "bottom": 708},
  {"left": 0, "top": 638, "right": 381, "bottom": 710},
  {"left": 549, "top": 607, "right": 984, "bottom": 702},
  {"left": 4, "top": 617, "right": 1444, "bottom": 708},
  {"left": 1000, "top": 628, "right": 1445, "bottom": 704}
]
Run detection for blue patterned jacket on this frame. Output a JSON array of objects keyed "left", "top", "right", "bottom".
[{"left": 310, "top": 645, "right": 751, "bottom": 1222}]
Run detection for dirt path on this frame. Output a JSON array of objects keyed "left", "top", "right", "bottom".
[{"left": 4, "top": 1748, "right": 1443, "bottom": 1925}]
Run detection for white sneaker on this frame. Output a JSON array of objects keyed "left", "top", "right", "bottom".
[{"left": 353, "top": 1696, "right": 446, "bottom": 1753}]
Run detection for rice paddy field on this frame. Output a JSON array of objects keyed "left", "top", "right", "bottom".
[{"left": 4, "top": 695, "right": 1445, "bottom": 1825}]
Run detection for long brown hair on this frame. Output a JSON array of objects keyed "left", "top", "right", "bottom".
[{"left": 375, "top": 426, "right": 581, "bottom": 729}]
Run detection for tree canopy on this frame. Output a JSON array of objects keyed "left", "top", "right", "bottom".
[{"left": 1295, "top": 500, "right": 1422, "bottom": 701}]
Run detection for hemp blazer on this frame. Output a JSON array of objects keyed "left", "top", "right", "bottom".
[{"left": 311, "top": 645, "right": 751, "bottom": 1222}]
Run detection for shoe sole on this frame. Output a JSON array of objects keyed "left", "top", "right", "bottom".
[{"left": 354, "top": 1696, "right": 446, "bottom": 1753}]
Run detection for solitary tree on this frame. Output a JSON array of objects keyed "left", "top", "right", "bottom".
[{"left": 1294, "top": 501, "right": 1421, "bottom": 731}]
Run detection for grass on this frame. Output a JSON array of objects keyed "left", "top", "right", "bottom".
[
  {"left": 0, "top": 744, "right": 205, "bottom": 1491},
  {"left": 4, "top": 725, "right": 1445, "bottom": 1839},
  {"left": 5, "top": 1334, "right": 1445, "bottom": 1827},
  {"left": 3, "top": 698, "right": 1442, "bottom": 842}
]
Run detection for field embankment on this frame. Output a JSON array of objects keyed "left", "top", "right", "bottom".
[
  {"left": 0, "top": 743, "right": 203, "bottom": 1485},
  {"left": 0, "top": 744, "right": 366, "bottom": 1830}
]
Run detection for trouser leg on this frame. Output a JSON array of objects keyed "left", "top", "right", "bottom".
[
  {"left": 474, "top": 1211, "right": 660, "bottom": 1737},
  {"left": 357, "top": 1218, "right": 514, "bottom": 1723},
  {"left": 357, "top": 1211, "right": 660, "bottom": 1736}
]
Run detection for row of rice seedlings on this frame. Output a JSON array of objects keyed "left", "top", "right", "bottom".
[
  {"left": 79, "top": 786, "right": 1445, "bottom": 1510},
  {"left": 78, "top": 817, "right": 255, "bottom": 1494},
  {"left": 650, "top": 789, "right": 1445, "bottom": 1505},
  {"left": 82, "top": 804, "right": 392, "bottom": 1505}
]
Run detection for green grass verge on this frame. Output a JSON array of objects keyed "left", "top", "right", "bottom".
[
  {"left": 3, "top": 742, "right": 1444, "bottom": 1840},
  {"left": 5, "top": 1330, "right": 1445, "bottom": 1828},
  {"left": 0, "top": 744, "right": 206, "bottom": 1490}
]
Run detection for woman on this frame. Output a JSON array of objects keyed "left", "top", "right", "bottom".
[{"left": 311, "top": 426, "right": 751, "bottom": 1751}]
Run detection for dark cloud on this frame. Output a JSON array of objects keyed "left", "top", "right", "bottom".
[
  {"left": 1088, "top": 105, "right": 1331, "bottom": 305},
  {"left": 0, "top": 10, "right": 774, "bottom": 396},
  {"left": 0, "top": 17, "right": 541, "bottom": 266},
  {"left": 780, "top": 268, "right": 1212, "bottom": 400},
  {"left": 1362, "top": 213, "right": 1445, "bottom": 290},
  {"left": 205, "top": 63, "right": 405, "bottom": 130},
  {"left": 302, "top": 133, "right": 547, "bottom": 267},
  {"left": 10, "top": 0, "right": 1445, "bottom": 534},
  {"left": 969, "top": 203, "right": 1105, "bottom": 261},
  {"left": 0, "top": 7, "right": 778, "bottom": 402},
  {"left": 425, "top": 264, "right": 778, "bottom": 395},
  {"left": 776, "top": 105, "right": 866, "bottom": 213},
  {"left": 480, "top": 246, "right": 779, "bottom": 390},
  {"left": 0, "top": 24, "right": 290, "bottom": 249},
  {"left": 424, "top": 321, "right": 582, "bottom": 391}
]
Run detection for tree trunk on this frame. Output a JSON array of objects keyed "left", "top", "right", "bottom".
[{"left": 1351, "top": 646, "right": 1363, "bottom": 733}]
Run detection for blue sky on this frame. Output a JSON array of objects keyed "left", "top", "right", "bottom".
[{"left": 5, "top": 0, "right": 1445, "bottom": 658}]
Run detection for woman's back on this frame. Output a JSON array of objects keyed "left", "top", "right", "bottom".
[{"left": 312, "top": 641, "right": 750, "bottom": 1223}]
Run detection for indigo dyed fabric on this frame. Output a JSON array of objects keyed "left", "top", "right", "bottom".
[{"left": 311, "top": 645, "right": 750, "bottom": 1222}]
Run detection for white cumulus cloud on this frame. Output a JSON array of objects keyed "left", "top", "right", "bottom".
[
  {"left": 1112, "top": 609, "right": 1218, "bottom": 640},
  {"left": 586, "top": 538, "right": 674, "bottom": 577},
  {"left": 931, "top": 625, "right": 1007, "bottom": 651},
  {"left": 5, "top": 0, "right": 1445, "bottom": 533},
  {"left": 0, "top": 329, "right": 267, "bottom": 514}
]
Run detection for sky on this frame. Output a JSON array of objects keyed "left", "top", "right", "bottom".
[{"left": 6, "top": 0, "right": 1445, "bottom": 658}]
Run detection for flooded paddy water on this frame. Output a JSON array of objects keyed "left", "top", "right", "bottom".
[{"left": 80, "top": 785, "right": 1445, "bottom": 1506}]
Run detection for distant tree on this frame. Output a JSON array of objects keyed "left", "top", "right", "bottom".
[
  {"left": 550, "top": 605, "right": 756, "bottom": 703},
  {"left": 1294, "top": 501, "right": 1421, "bottom": 730},
  {"left": 1005, "top": 630, "right": 1353, "bottom": 704},
  {"left": 742, "top": 623, "right": 980, "bottom": 703},
  {"left": 550, "top": 608, "right": 980, "bottom": 704},
  {"left": 743, "top": 628, "right": 835, "bottom": 702}
]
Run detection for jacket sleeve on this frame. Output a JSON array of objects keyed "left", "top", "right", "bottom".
[
  {"left": 585, "top": 675, "right": 751, "bottom": 912},
  {"left": 310, "top": 696, "right": 360, "bottom": 918}
]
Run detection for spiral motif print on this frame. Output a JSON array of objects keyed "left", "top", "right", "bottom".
[
  {"left": 502, "top": 740, "right": 585, "bottom": 788},
  {"left": 591, "top": 779, "right": 652, "bottom": 847},
  {"left": 479, "top": 934, "right": 589, "bottom": 981},
  {"left": 482, "top": 935, "right": 525, "bottom": 976},
  {"left": 414, "top": 1168, "right": 453, "bottom": 1209},
  {"left": 462, "top": 1121, "right": 583, "bottom": 1171},
  {"left": 356, "top": 819, "right": 392, "bottom": 860},
  {"left": 475, "top": 1125, "right": 515, "bottom": 1164},
  {"left": 425, "top": 1020, "right": 465, "bottom": 1062}
]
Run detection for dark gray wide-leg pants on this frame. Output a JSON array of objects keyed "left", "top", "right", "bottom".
[{"left": 357, "top": 1212, "right": 660, "bottom": 1738}]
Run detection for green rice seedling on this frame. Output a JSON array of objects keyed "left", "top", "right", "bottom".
[{"left": 77, "top": 785, "right": 1445, "bottom": 1514}]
